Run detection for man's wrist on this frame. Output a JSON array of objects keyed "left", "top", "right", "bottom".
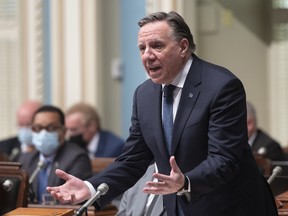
[
  {"left": 177, "top": 176, "right": 190, "bottom": 196},
  {"left": 84, "top": 180, "right": 96, "bottom": 197}
]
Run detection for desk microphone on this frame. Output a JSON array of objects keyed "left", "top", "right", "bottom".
[
  {"left": 9, "top": 147, "right": 20, "bottom": 161},
  {"left": 257, "top": 147, "right": 267, "bottom": 156},
  {"left": 267, "top": 166, "right": 282, "bottom": 184},
  {"left": 29, "top": 160, "right": 46, "bottom": 184},
  {"left": 74, "top": 183, "right": 109, "bottom": 216}
]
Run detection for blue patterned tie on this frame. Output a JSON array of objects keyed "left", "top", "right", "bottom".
[{"left": 162, "top": 84, "right": 176, "bottom": 155}]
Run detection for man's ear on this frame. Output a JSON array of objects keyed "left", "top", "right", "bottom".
[{"left": 179, "top": 38, "right": 189, "bottom": 57}]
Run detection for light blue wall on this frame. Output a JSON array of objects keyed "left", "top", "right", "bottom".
[{"left": 120, "top": 0, "right": 146, "bottom": 138}]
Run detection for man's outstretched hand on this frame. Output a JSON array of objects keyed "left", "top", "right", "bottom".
[{"left": 46, "top": 169, "right": 91, "bottom": 204}]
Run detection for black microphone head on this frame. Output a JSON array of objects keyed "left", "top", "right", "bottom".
[
  {"left": 97, "top": 183, "right": 109, "bottom": 195},
  {"left": 3, "top": 179, "right": 13, "bottom": 192},
  {"left": 273, "top": 166, "right": 283, "bottom": 175}
]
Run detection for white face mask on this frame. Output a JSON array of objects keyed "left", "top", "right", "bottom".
[
  {"left": 32, "top": 130, "right": 60, "bottom": 156},
  {"left": 18, "top": 127, "right": 33, "bottom": 145}
]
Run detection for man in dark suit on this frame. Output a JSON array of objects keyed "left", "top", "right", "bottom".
[
  {"left": 47, "top": 12, "right": 278, "bottom": 215},
  {"left": 247, "top": 101, "right": 285, "bottom": 161},
  {"left": 0, "top": 100, "right": 41, "bottom": 161},
  {"left": 18, "top": 105, "right": 93, "bottom": 204},
  {"left": 65, "top": 102, "right": 125, "bottom": 158}
]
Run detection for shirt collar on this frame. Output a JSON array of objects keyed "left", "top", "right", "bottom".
[{"left": 39, "top": 153, "right": 55, "bottom": 163}]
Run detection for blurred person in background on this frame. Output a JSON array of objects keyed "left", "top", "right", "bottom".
[
  {"left": 0, "top": 100, "right": 41, "bottom": 161},
  {"left": 65, "top": 102, "right": 125, "bottom": 158},
  {"left": 18, "top": 105, "right": 92, "bottom": 204},
  {"left": 247, "top": 101, "right": 285, "bottom": 161}
]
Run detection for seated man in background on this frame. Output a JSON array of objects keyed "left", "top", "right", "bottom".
[
  {"left": 18, "top": 105, "right": 93, "bottom": 204},
  {"left": 116, "top": 163, "right": 167, "bottom": 216},
  {"left": 0, "top": 100, "right": 41, "bottom": 161},
  {"left": 65, "top": 102, "right": 125, "bottom": 158},
  {"left": 247, "top": 101, "right": 285, "bottom": 161}
]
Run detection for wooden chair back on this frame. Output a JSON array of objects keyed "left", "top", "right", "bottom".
[
  {"left": 0, "top": 162, "right": 29, "bottom": 215},
  {"left": 91, "top": 157, "right": 115, "bottom": 174}
]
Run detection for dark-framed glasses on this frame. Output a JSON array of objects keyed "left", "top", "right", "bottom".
[{"left": 31, "top": 124, "right": 64, "bottom": 133}]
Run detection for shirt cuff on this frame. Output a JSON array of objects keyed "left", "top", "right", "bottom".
[
  {"left": 84, "top": 180, "right": 96, "bottom": 197},
  {"left": 177, "top": 176, "right": 191, "bottom": 201}
]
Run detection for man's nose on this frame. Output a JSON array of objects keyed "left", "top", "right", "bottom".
[{"left": 142, "top": 48, "right": 155, "bottom": 60}]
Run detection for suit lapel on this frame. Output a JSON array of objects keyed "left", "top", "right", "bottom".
[{"left": 172, "top": 55, "right": 202, "bottom": 155}]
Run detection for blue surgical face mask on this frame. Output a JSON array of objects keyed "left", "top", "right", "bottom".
[
  {"left": 18, "top": 127, "right": 33, "bottom": 145},
  {"left": 32, "top": 130, "right": 60, "bottom": 156}
]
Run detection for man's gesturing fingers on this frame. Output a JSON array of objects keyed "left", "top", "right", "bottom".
[{"left": 143, "top": 156, "right": 185, "bottom": 195}]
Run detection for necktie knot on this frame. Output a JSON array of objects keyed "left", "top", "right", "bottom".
[
  {"left": 42, "top": 160, "right": 51, "bottom": 170},
  {"left": 163, "top": 85, "right": 176, "bottom": 98}
]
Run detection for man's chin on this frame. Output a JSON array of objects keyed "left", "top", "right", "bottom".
[{"left": 150, "top": 77, "right": 166, "bottom": 84}]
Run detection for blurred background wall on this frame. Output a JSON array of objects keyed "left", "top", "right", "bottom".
[{"left": 0, "top": 0, "right": 287, "bottom": 147}]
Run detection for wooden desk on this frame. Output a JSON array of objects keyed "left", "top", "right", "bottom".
[
  {"left": 4, "top": 207, "right": 74, "bottom": 216},
  {"left": 27, "top": 203, "right": 117, "bottom": 216}
]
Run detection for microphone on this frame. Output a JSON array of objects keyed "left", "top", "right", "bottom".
[
  {"left": 257, "top": 147, "right": 267, "bottom": 156},
  {"left": 29, "top": 160, "right": 46, "bottom": 184},
  {"left": 74, "top": 183, "right": 109, "bottom": 216},
  {"left": 2, "top": 179, "right": 13, "bottom": 192},
  {"left": 267, "top": 166, "right": 282, "bottom": 184},
  {"left": 9, "top": 147, "right": 20, "bottom": 161}
]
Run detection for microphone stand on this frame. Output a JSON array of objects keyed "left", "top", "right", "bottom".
[
  {"left": 28, "top": 184, "right": 37, "bottom": 203},
  {"left": 267, "top": 166, "right": 282, "bottom": 184},
  {"left": 74, "top": 183, "right": 109, "bottom": 216}
]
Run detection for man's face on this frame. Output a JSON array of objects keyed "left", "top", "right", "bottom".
[
  {"left": 137, "top": 21, "right": 187, "bottom": 84},
  {"left": 247, "top": 116, "right": 256, "bottom": 139},
  {"left": 17, "top": 109, "right": 34, "bottom": 128},
  {"left": 65, "top": 112, "right": 94, "bottom": 143},
  {"left": 32, "top": 111, "right": 66, "bottom": 143}
]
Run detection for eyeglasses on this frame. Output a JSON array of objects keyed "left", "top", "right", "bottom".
[{"left": 31, "top": 124, "right": 64, "bottom": 133}]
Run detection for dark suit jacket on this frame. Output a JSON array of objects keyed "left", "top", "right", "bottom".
[
  {"left": 0, "top": 136, "right": 21, "bottom": 161},
  {"left": 18, "top": 142, "right": 93, "bottom": 202},
  {"left": 88, "top": 55, "right": 277, "bottom": 216},
  {"left": 94, "top": 130, "right": 125, "bottom": 157},
  {"left": 252, "top": 129, "right": 285, "bottom": 161}
]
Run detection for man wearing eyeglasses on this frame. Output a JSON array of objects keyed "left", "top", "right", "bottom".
[{"left": 18, "top": 105, "right": 93, "bottom": 204}]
